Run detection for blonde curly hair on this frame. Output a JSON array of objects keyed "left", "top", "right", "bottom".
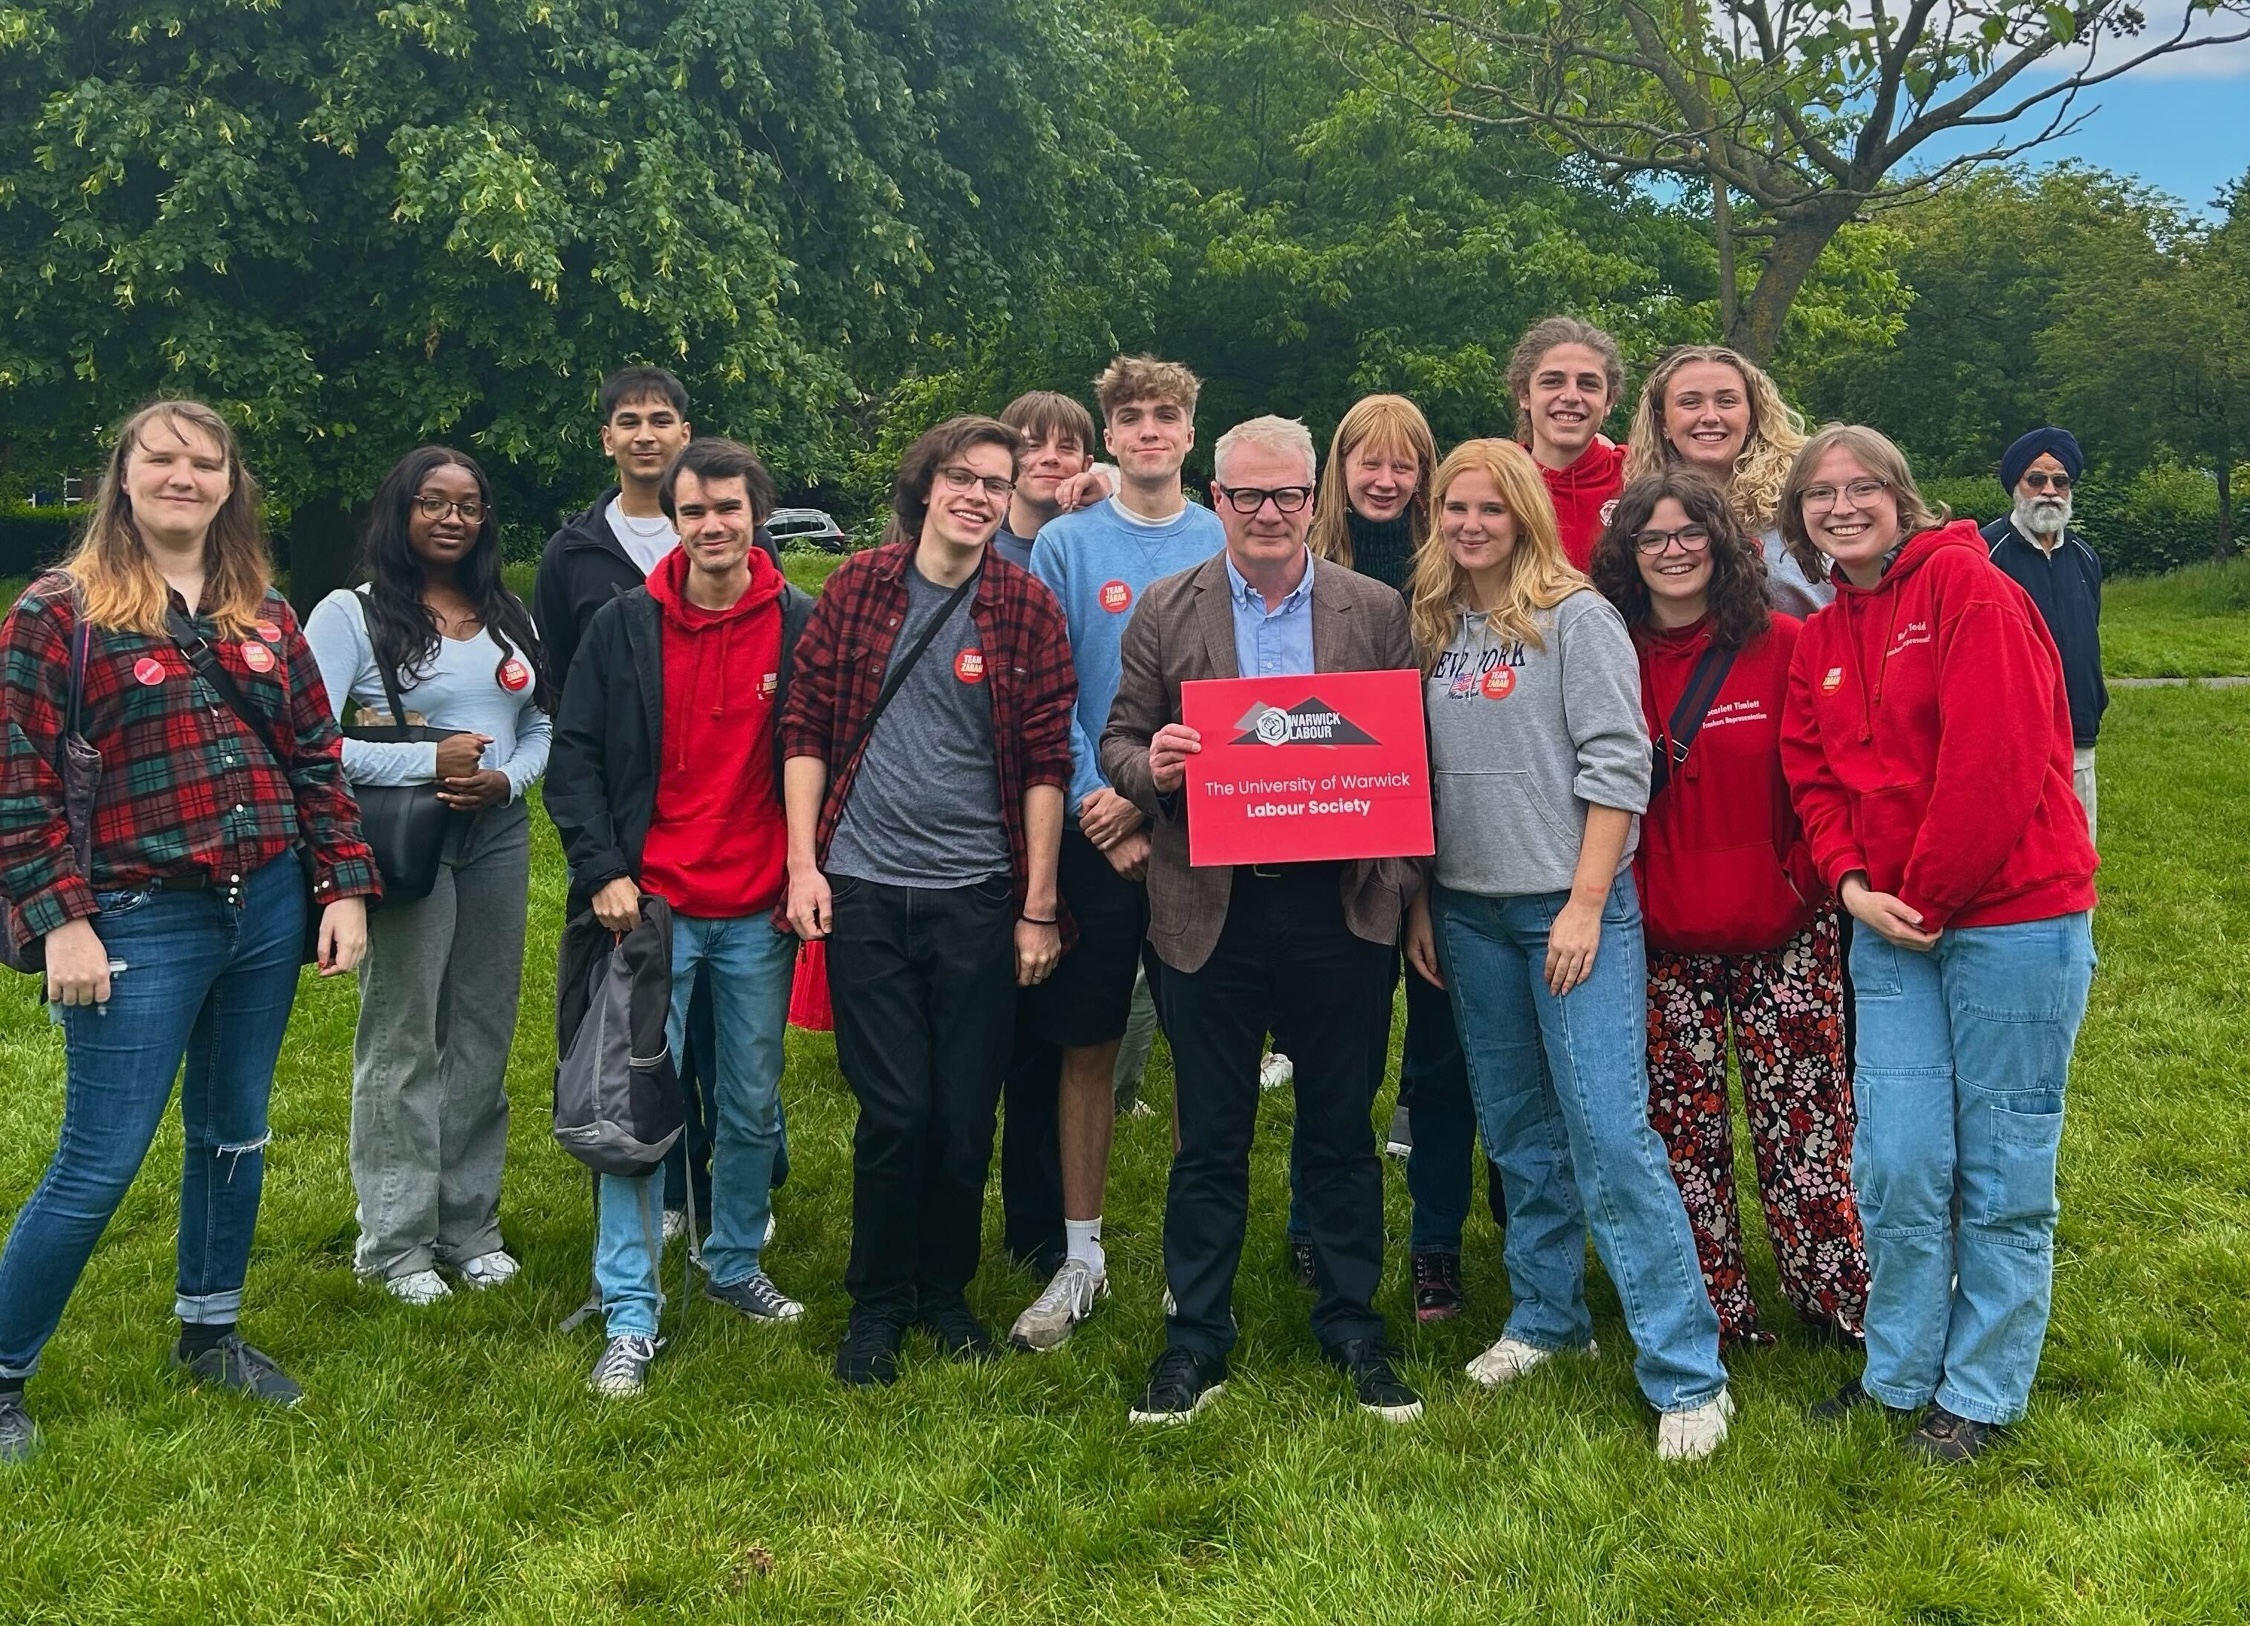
[{"left": 1622, "top": 345, "right": 1806, "bottom": 535}]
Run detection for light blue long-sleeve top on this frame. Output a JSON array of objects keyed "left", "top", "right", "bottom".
[
  {"left": 304, "top": 587, "right": 552, "bottom": 802},
  {"left": 1029, "top": 495, "right": 1224, "bottom": 813},
  {"left": 1224, "top": 547, "right": 1316, "bottom": 677}
]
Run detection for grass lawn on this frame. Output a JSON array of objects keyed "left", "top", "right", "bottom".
[
  {"left": 2101, "top": 555, "right": 2250, "bottom": 678},
  {"left": 1, "top": 674, "right": 2248, "bottom": 1619}
]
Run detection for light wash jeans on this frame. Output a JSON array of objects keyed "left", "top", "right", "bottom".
[
  {"left": 598, "top": 912, "right": 797, "bottom": 1338},
  {"left": 1849, "top": 912, "right": 2095, "bottom": 1425},
  {"left": 1432, "top": 875, "right": 1727, "bottom": 1413}
]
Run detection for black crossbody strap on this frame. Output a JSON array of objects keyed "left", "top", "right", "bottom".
[
  {"left": 166, "top": 605, "right": 292, "bottom": 772},
  {"left": 1648, "top": 643, "right": 1738, "bottom": 801},
  {"left": 352, "top": 588, "right": 418, "bottom": 726},
  {"left": 840, "top": 567, "right": 980, "bottom": 771}
]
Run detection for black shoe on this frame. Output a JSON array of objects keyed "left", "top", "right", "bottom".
[
  {"left": 1327, "top": 1335, "right": 1422, "bottom": 1421},
  {"left": 171, "top": 1333, "right": 303, "bottom": 1406},
  {"left": 1410, "top": 1250, "right": 1464, "bottom": 1322},
  {"left": 1810, "top": 1378, "right": 1910, "bottom": 1423},
  {"left": 915, "top": 1297, "right": 999, "bottom": 1363},
  {"left": 1385, "top": 1104, "right": 1413, "bottom": 1158},
  {"left": 0, "top": 1394, "right": 37, "bottom": 1464},
  {"left": 1905, "top": 1404, "right": 1999, "bottom": 1463},
  {"left": 1128, "top": 1344, "right": 1228, "bottom": 1425},
  {"left": 1289, "top": 1240, "right": 1317, "bottom": 1291},
  {"left": 834, "top": 1310, "right": 906, "bottom": 1387}
]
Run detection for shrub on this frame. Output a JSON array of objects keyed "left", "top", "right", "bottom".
[
  {"left": 0, "top": 505, "right": 86, "bottom": 576},
  {"left": 1916, "top": 467, "right": 2244, "bottom": 576}
]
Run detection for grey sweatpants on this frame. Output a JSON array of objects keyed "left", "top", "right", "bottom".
[{"left": 350, "top": 799, "right": 532, "bottom": 1280}]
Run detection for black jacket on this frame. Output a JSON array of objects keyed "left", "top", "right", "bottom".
[
  {"left": 1981, "top": 515, "right": 2108, "bottom": 747},
  {"left": 544, "top": 578, "right": 814, "bottom": 918},
  {"left": 532, "top": 487, "right": 781, "bottom": 698}
]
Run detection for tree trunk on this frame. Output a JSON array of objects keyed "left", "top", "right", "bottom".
[
  {"left": 279, "top": 491, "right": 363, "bottom": 620},
  {"left": 1712, "top": 177, "right": 1740, "bottom": 345},
  {"left": 1734, "top": 198, "right": 1861, "bottom": 364}
]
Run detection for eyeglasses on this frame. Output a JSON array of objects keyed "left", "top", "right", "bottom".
[
  {"left": 2021, "top": 471, "right": 2072, "bottom": 493},
  {"left": 1632, "top": 524, "right": 1711, "bottom": 555},
  {"left": 413, "top": 495, "right": 487, "bottom": 523},
  {"left": 936, "top": 465, "right": 1017, "bottom": 500},
  {"left": 1800, "top": 478, "right": 1890, "bottom": 512},
  {"left": 1217, "top": 485, "right": 1314, "bottom": 515}
]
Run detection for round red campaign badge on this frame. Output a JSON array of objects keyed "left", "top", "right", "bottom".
[
  {"left": 499, "top": 656, "right": 530, "bottom": 693},
  {"left": 954, "top": 648, "right": 987, "bottom": 684},
  {"left": 1099, "top": 580, "right": 1133, "bottom": 614},
  {"left": 133, "top": 656, "right": 166, "bottom": 687},
  {"left": 255, "top": 619, "right": 284, "bottom": 644},
  {"left": 241, "top": 641, "right": 276, "bottom": 674},
  {"left": 1480, "top": 666, "right": 1516, "bottom": 701},
  {"left": 1820, "top": 666, "right": 1844, "bottom": 695}
]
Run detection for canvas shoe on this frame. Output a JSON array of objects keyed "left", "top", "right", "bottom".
[
  {"left": 1008, "top": 1258, "right": 1109, "bottom": 1352},
  {"left": 173, "top": 1332, "right": 304, "bottom": 1406},
  {"left": 916, "top": 1297, "right": 999, "bottom": 1362},
  {"left": 1657, "top": 1389, "right": 1734, "bottom": 1462},
  {"left": 1465, "top": 1334, "right": 1596, "bottom": 1389},
  {"left": 1328, "top": 1336, "right": 1422, "bottom": 1422},
  {"left": 834, "top": 1310, "right": 906, "bottom": 1387},
  {"left": 588, "top": 1334, "right": 661, "bottom": 1397},
  {"left": 455, "top": 1251, "right": 519, "bottom": 1290},
  {"left": 0, "top": 1395, "right": 38, "bottom": 1465},
  {"left": 382, "top": 1268, "right": 451, "bottom": 1305},
  {"left": 705, "top": 1271, "right": 805, "bottom": 1323},
  {"left": 1129, "top": 1345, "right": 1227, "bottom": 1425}
]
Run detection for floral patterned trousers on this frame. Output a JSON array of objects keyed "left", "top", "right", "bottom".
[{"left": 1644, "top": 904, "right": 1869, "bottom": 1344}]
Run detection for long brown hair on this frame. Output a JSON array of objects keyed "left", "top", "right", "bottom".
[
  {"left": 64, "top": 400, "right": 270, "bottom": 638},
  {"left": 1506, "top": 316, "right": 1625, "bottom": 441},
  {"left": 1306, "top": 395, "right": 1437, "bottom": 570},
  {"left": 1777, "top": 423, "right": 1951, "bottom": 582},
  {"left": 1622, "top": 345, "right": 1807, "bottom": 534},
  {"left": 1407, "top": 439, "right": 1583, "bottom": 666},
  {"left": 1590, "top": 469, "right": 1772, "bottom": 650}
]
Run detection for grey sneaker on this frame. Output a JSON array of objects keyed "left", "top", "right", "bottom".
[
  {"left": 1008, "top": 1258, "right": 1109, "bottom": 1352},
  {"left": 589, "top": 1334, "right": 662, "bottom": 1397},
  {"left": 705, "top": 1271, "right": 805, "bottom": 1323},
  {"left": 172, "top": 1333, "right": 304, "bottom": 1407},
  {"left": 0, "top": 1395, "right": 37, "bottom": 1465},
  {"left": 455, "top": 1250, "right": 519, "bottom": 1290}
]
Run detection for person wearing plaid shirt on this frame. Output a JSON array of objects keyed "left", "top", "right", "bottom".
[
  {"left": 782, "top": 414, "right": 1075, "bottom": 1387},
  {"left": 0, "top": 401, "right": 377, "bottom": 1468}
]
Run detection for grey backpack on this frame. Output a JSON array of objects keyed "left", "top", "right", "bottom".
[{"left": 553, "top": 896, "right": 681, "bottom": 1176}]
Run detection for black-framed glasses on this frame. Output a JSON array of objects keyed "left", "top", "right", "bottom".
[
  {"left": 2021, "top": 471, "right": 2072, "bottom": 493},
  {"left": 413, "top": 494, "right": 487, "bottom": 523},
  {"left": 1217, "top": 485, "right": 1313, "bottom": 515},
  {"left": 1632, "top": 524, "right": 1712, "bottom": 555},
  {"left": 936, "top": 465, "right": 1016, "bottom": 499},
  {"left": 1800, "top": 478, "right": 1889, "bottom": 512}
]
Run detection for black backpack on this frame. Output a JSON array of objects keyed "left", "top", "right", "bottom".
[{"left": 552, "top": 895, "right": 681, "bottom": 1176}]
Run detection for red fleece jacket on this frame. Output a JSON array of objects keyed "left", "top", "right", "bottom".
[
  {"left": 640, "top": 545, "right": 788, "bottom": 918},
  {"left": 1634, "top": 614, "right": 1821, "bottom": 955},
  {"left": 1534, "top": 436, "right": 1626, "bottom": 571},
  {"left": 1779, "top": 520, "right": 2096, "bottom": 932}
]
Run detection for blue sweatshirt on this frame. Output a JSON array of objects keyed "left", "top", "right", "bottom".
[{"left": 1030, "top": 496, "right": 1224, "bottom": 812}]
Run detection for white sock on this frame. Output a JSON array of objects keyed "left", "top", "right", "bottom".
[{"left": 1065, "top": 1217, "right": 1105, "bottom": 1278}]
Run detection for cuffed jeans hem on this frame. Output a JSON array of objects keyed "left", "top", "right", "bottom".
[
  {"left": 1861, "top": 1373, "right": 1938, "bottom": 1412},
  {"left": 1656, "top": 1386, "right": 1730, "bottom": 1415},
  {"left": 176, "top": 1289, "right": 245, "bottom": 1323},
  {"left": 436, "top": 1228, "right": 508, "bottom": 1270},
  {"left": 0, "top": 1357, "right": 39, "bottom": 1381},
  {"left": 707, "top": 1261, "right": 766, "bottom": 1291},
  {"left": 1933, "top": 1385, "right": 2028, "bottom": 1427},
  {"left": 603, "top": 1310, "right": 662, "bottom": 1340}
]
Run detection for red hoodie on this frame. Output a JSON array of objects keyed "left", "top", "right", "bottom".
[
  {"left": 1533, "top": 436, "right": 1626, "bottom": 571},
  {"left": 1780, "top": 520, "right": 2096, "bottom": 933},
  {"left": 639, "top": 545, "right": 789, "bottom": 918},
  {"left": 1634, "top": 613, "right": 1822, "bottom": 955}
]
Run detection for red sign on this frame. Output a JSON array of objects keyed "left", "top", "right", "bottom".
[{"left": 1180, "top": 669, "right": 1433, "bottom": 867}]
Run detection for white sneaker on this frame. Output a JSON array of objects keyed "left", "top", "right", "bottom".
[
  {"left": 1008, "top": 1258, "right": 1110, "bottom": 1352},
  {"left": 1259, "top": 1052, "right": 1294, "bottom": 1091},
  {"left": 1657, "top": 1389, "right": 1734, "bottom": 1462},
  {"left": 383, "top": 1268, "right": 450, "bottom": 1305},
  {"left": 662, "top": 1209, "right": 687, "bottom": 1245},
  {"left": 1465, "top": 1334, "right": 1596, "bottom": 1389},
  {"left": 455, "top": 1250, "right": 519, "bottom": 1290},
  {"left": 588, "top": 1333, "right": 662, "bottom": 1397},
  {"left": 764, "top": 1211, "right": 777, "bottom": 1247}
]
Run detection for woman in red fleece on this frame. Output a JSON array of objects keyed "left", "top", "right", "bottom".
[
  {"left": 1590, "top": 468, "right": 1869, "bottom": 1349},
  {"left": 1506, "top": 317, "right": 1627, "bottom": 571},
  {"left": 1777, "top": 424, "right": 2097, "bottom": 1464}
]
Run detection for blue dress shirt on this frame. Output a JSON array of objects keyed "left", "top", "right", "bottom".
[{"left": 1224, "top": 549, "right": 1316, "bottom": 678}]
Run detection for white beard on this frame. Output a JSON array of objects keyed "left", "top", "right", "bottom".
[{"left": 2013, "top": 493, "right": 2072, "bottom": 542}]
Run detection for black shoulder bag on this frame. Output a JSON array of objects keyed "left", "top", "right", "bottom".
[
  {"left": 166, "top": 606, "right": 326, "bottom": 964},
  {"left": 2, "top": 616, "right": 102, "bottom": 974},
  {"left": 338, "top": 607, "right": 465, "bottom": 904},
  {"left": 1647, "top": 644, "right": 1739, "bottom": 802}
]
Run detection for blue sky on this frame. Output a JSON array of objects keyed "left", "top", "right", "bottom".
[{"left": 2001, "top": 70, "right": 2249, "bottom": 211}]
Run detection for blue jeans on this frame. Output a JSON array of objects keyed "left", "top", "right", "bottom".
[
  {"left": 0, "top": 856, "right": 306, "bottom": 1379},
  {"left": 597, "top": 912, "right": 797, "bottom": 1338},
  {"left": 1850, "top": 913, "right": 2095, "bottom": 1425},
  {"left": 1432, "top": 876, "right": 1726, "bottom": 1412}
]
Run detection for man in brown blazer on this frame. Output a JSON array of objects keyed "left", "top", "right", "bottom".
[{"left": 1101, "top": 414, "right": 1423, "bottom": 1426}]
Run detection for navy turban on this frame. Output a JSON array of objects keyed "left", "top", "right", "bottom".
[{"left": 2000, "top": 427, "right": 2083, "bottom": 494}]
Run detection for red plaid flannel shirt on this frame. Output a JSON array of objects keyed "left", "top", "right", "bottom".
[
  {"left": 780, "top": 542, "right": 1075, "bottom": 917},
  {"left": 0, "top": 574, "right": 380, "bottom": 942}
]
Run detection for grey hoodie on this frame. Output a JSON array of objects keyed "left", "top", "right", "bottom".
[{"left": 1425, "top": 588, "right": 1649, "bottom": 898}]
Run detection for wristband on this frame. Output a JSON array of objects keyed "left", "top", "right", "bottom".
[{"left": 1019, "top": 913, "right": 1058, "bottom": 927}]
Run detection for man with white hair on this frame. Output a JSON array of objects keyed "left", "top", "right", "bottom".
[
  {"left": 1101, "top": 414, "right": 1424, "bottom": 1425},
  {"left": 1980, "top": 427, "right": 2107, "bottom": 839}
]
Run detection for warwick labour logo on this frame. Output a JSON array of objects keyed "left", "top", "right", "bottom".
[{"left": 1232, "top": 697, "right": 1381, "bottom": 747}]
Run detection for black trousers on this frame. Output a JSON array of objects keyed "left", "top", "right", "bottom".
[
  {"left": 1155, "top": 867, "right": 1392, "bottom": 1360},
  {"left": 829, "top": 874, "right": 1017, "bottom": 1318},
  {"left": 999, "top": 1028, "right": 1065, "bottom": 1275}
]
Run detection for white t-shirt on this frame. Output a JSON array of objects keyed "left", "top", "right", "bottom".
[{"left": 606, "top": 496, "right": 679, "bottom": 576}]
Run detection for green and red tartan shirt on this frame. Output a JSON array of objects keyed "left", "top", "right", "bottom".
[{"left": 0, "top": 572, "right": 380, "bottom": 944}]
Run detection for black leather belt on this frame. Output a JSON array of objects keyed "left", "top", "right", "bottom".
[
  {"left": 154, "top": 874, "right": 210, "bottom": 891},
  {"left": 1238, "top": 860, "right": 1347, "bottom": 883}
]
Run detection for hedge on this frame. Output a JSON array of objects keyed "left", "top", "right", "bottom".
[
  {"left": 0, "top": 506, "right": 85, "bottom": 577},
  {"left": 1920, "top": 469, "right": 2245, "bottom": 577}
]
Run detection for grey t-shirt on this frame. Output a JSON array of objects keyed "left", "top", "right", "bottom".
[{"left": 825, "top": 564, "right": 1011, "bottom": 887}]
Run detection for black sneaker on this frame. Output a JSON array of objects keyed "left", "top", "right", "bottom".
[
  {"left": 834, "top": 1310, "right": 906, "bottom": 1387},
  {"left": 704, "top": 1271, "right": 806, "bottom": 1323},
  {"left": 1905, "top": 1404, "right": 1999, "bottom": 1463},
  {"left": 1385, "top": 1104, "right": 1413, "bottom": 1158},
  {"left": 1410, "top": 1250, "right": 1464, "bottom": 1322},
  {"left": 915, "top": 1297, "right": 999, "bottom": 1363},
  {"left": 172, "top": 1333, "right": 303, "bottom": 1407},
  {"left": 1327, "top": 1336, "right": 1422, "bottom": 1422},
  {"left": 1289, "top": 1240, "right": 1318, "bottom": 1291},
  {"left": 1128, "top": 1344, "right": 1228, "bottom": 1425},
  {"left": 1810, "top": 1377, "right": 1910, "bottom": 1423},
  {"left": 0, "top": 1394, "right": 37, "bottom": 1464}
]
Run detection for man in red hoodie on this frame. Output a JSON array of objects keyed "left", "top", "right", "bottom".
[
  {"left": 545, "top": 437, "right": 816, "bottom": 1398},
  {"left": 1507, "top": 316, "right": 1628, "bottom": 571}
]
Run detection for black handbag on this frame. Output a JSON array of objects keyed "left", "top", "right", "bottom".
[
  {"left": 1, "top": 615, "right": 103, "bottom": 974},
  {"left": 340, "top": 654, "right": 463, "bottom": 906}
]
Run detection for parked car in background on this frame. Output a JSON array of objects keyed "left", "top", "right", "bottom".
[{"left": 767, "top": 506, "right": 850, "bottom": 552}]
